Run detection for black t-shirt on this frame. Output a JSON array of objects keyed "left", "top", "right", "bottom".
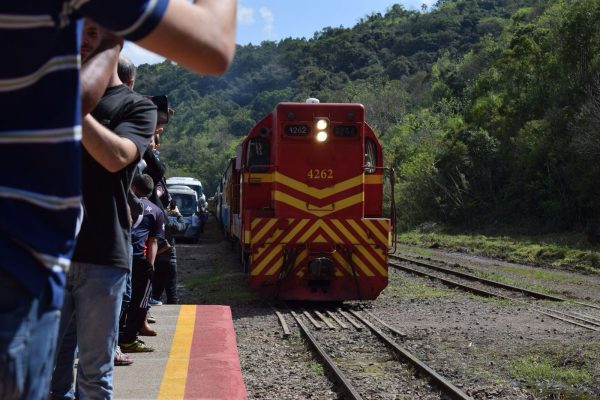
[{"left": 73, "top": 85, "right": 157, "bottom": 269}]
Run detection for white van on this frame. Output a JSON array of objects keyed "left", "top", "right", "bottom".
[
  {"left": 167, "top": 185, "right": 198, "bottom": 240},
  {"left": 166, "top": 177, "right": 205, "bottom": 209}
]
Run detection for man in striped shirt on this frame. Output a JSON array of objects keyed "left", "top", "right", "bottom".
[{"left": 0, "top": 1, "right": 236, "bottom": 399}]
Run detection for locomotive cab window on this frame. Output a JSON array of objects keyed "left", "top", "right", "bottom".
[
  {"left": 364, "top": 138, "right": 377, "bottom": 174},
  {"left": 246, "top": 137, "right": 270, "bottom": 172}
]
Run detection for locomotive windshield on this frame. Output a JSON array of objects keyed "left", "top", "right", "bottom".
[
  {"left": 365, "top": 138, "right": 377, "bottom": 174},
  {"left": 246, "top": 137, "right": 270, "bottom": 170}
]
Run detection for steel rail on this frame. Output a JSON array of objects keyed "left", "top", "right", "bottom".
[
  {"left": 389, "top": 261, "right": 598, "bottom": 331},
  {"left": 391, "top": 255, "right": 565, "bottom": 301},
  {"left": 392, "top": 253, "right": 600, "bottom": 310},
  {"left": 290, "top": 311, "right": 364, "bottom": 400},
  {"left": 349, "top": 310, "right": 473, "bottom": 400}
]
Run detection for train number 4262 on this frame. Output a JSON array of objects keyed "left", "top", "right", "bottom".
[{"left": 307, "top": 169, "right": 334, "bottom": 179}]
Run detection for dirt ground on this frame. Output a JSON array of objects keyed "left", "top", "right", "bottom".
[{"left": 173, "top": 217, "right": 600, "bottom": 400}]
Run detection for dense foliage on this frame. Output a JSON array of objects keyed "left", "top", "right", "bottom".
[{"left": 136, "top": 0, "right": 600, "bottom": 233}]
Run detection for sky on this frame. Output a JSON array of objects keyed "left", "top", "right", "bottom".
[{"left": 123, "top": 0, "right": 437, "bottom": 66}]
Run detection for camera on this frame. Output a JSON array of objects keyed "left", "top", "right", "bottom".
[{"left": 169, "top": 199, "right": 177, "bottom": 210}]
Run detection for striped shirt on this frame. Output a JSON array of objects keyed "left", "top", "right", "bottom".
[{"left": 0, "top": 0, "right": 168, "bottom": 308}]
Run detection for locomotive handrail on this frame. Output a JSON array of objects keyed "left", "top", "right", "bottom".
[{"left": 363, "top": 165, "right": 398, "bottom": 254}]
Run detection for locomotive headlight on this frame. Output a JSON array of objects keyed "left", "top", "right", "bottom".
[
  {"left": 315, "top": 118, "right": 328, "bottom": 131},
  {"left": 314, "top": 118, "right": 329, "bottom": 142}
]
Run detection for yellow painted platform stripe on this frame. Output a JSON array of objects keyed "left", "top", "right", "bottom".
[
  {"left": 274, "top": 191, "right": 363, "bottom": 217},
  {"left": 364, "top": 175, "right": 383, "bottom": 184},
  {"left": 157, "top": 305, "right": 196, "bottom": 400},
  {"left": 253, "top": 219, "right": 277, "bottom": 243},
  {"left": 364, "top": 219, "right": 388, "bottom": 245}
]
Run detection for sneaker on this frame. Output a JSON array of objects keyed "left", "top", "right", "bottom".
[
  {"left": 114, "top": 346, "right": 134, "bottom": 366},
  {"left": 147, "top": 313, "right": 156, "bottom": 324},
  {"left": 149, "top": 298, "right": 163, "bottom": 306},
  {"left": 120, "top": 339, "right": 155, "bottom": 353}
]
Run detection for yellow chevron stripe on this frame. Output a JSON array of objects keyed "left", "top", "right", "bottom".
[
  {"left": 252, "top": 246, "right": 281, "bottom": 276},
  {"left": 276, "top": 172, "right": 363, "bottom": 199},
  {"left": 319, "top": 222, "right": 344, "bottom": 243},
  {"left": 244, "top": 230, "right": 251, "bottom": 244},
  {"left": 295, "top": 251, "right": 308, "bottom": 277},
  {"left": 253, "top": 219, "right": 277, "bottom": 243},
  {"left": 295, "top": 250, "right": 308, "bottom": 267},
  {"left": 347, "top": 220, "right": 373, "bottom": 244},
  {"left": 280, "top": 219, "right": 310, "bottom": 243},
  {"left": 254, "top": 243, "right": 270, "bottom": 260},
  {"left": 333, "top": 251, "right": 352, "bottom": 275},
  {"left": 298, "top": 220, "right": 322, "bottom": 243},
  {"left": 364, "top": 219, "right": 388, "bottom": 245},
  {"left": 243, "top": 172, "right": 364, "bottom": 199},
  {"left": 274, "top": 191, "right": 363, "bottom": 217},
  {"left": 251, "top": 218, "right": 263, "bottom": 230},
  {"left": 357, "top": 246, "right": 387, "bottom": 276},
  {"left": 352, "top": 253, "right": 375, "bottom": 277},
  {"left": 331, "top": 220, "right": 358, "bottom": 243},
  {"left": 364, "top": 175, "right": 383, "bottom": 184},
  {"left": 313, "top": 234, "right": 327, "bottom": 243}
]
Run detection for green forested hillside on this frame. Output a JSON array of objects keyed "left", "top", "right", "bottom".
[{"left": 135, "top": 0, "right": 600, "bottom": 233}]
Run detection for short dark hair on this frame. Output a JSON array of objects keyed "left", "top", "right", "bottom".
[
  {"left": 132, "top": 174, "right": 154, "bottom": 197},
  {"left": 118, "top": 55, "right": 136, "bottom": 84}
]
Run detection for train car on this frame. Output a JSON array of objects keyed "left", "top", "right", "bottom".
[{"left": 223, "top": 100, "right": 395, "bottom": 301}]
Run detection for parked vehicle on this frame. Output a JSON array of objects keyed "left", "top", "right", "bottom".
[
  {"left": 168, "top": 184, "right": 198, "bottom": 240},
  {"left": 166, "top": 177, "right": 206, "bottom": 210}
]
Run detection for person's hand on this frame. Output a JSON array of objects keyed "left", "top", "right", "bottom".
[
  {"left": 98, "top": 26, "right": 124, "bottom": 52},
  {"left": 167, "top": 205, "right": 180, "bottom": 216}
]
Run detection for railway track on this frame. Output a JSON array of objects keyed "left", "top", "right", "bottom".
[
  {"left": 389, "top": 254, "right": 600, "bottom": 331},
  {"left": 280, "top": 307, "right": 473, "bottom": 400}
]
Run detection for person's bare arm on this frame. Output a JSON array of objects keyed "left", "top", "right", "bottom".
[
  {"left": 146, "top": 237, "right": 158, "bottom": 266},
  {"left": 80, "top": 30, "right": 124, "bottom": 115},
  {"left": 81, "top": 114, "right": 139, "bottom": 173},
  {"left": 136, "top": 0, "right": 236, "bottom": 75}
]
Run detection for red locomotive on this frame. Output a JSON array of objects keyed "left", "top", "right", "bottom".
[{"left": 217, "top": 100, "right": 395, "bottom": 301}]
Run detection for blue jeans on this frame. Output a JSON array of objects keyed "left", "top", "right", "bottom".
[
  {"left": 51, "top": 263, "right": 126, "bottom": 400},
  {"left": 0, "top": 271, "right": 60, "bottom": 400}
]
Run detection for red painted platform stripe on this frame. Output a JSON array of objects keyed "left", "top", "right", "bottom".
[{"left": 183, "top": 305, "right": 247, "bottom": 400}]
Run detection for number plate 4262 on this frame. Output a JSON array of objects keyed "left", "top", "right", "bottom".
[{"left": 307, "top": 169, "right": 333, "bottom": 179}]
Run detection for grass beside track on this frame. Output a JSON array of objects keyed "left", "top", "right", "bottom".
[
  {"left": 398, "top": 231, "right": 600, "bottom": 274},
  {"left": 182, "top": 257, "right": 258, "bottom": 304},
  {"left": 508, "top": 346, "right": 600, "bottom": 400}
]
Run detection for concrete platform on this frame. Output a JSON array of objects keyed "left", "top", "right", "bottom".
[{"left": 113, "top": 305, "right": 247, "bottom": 400}]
